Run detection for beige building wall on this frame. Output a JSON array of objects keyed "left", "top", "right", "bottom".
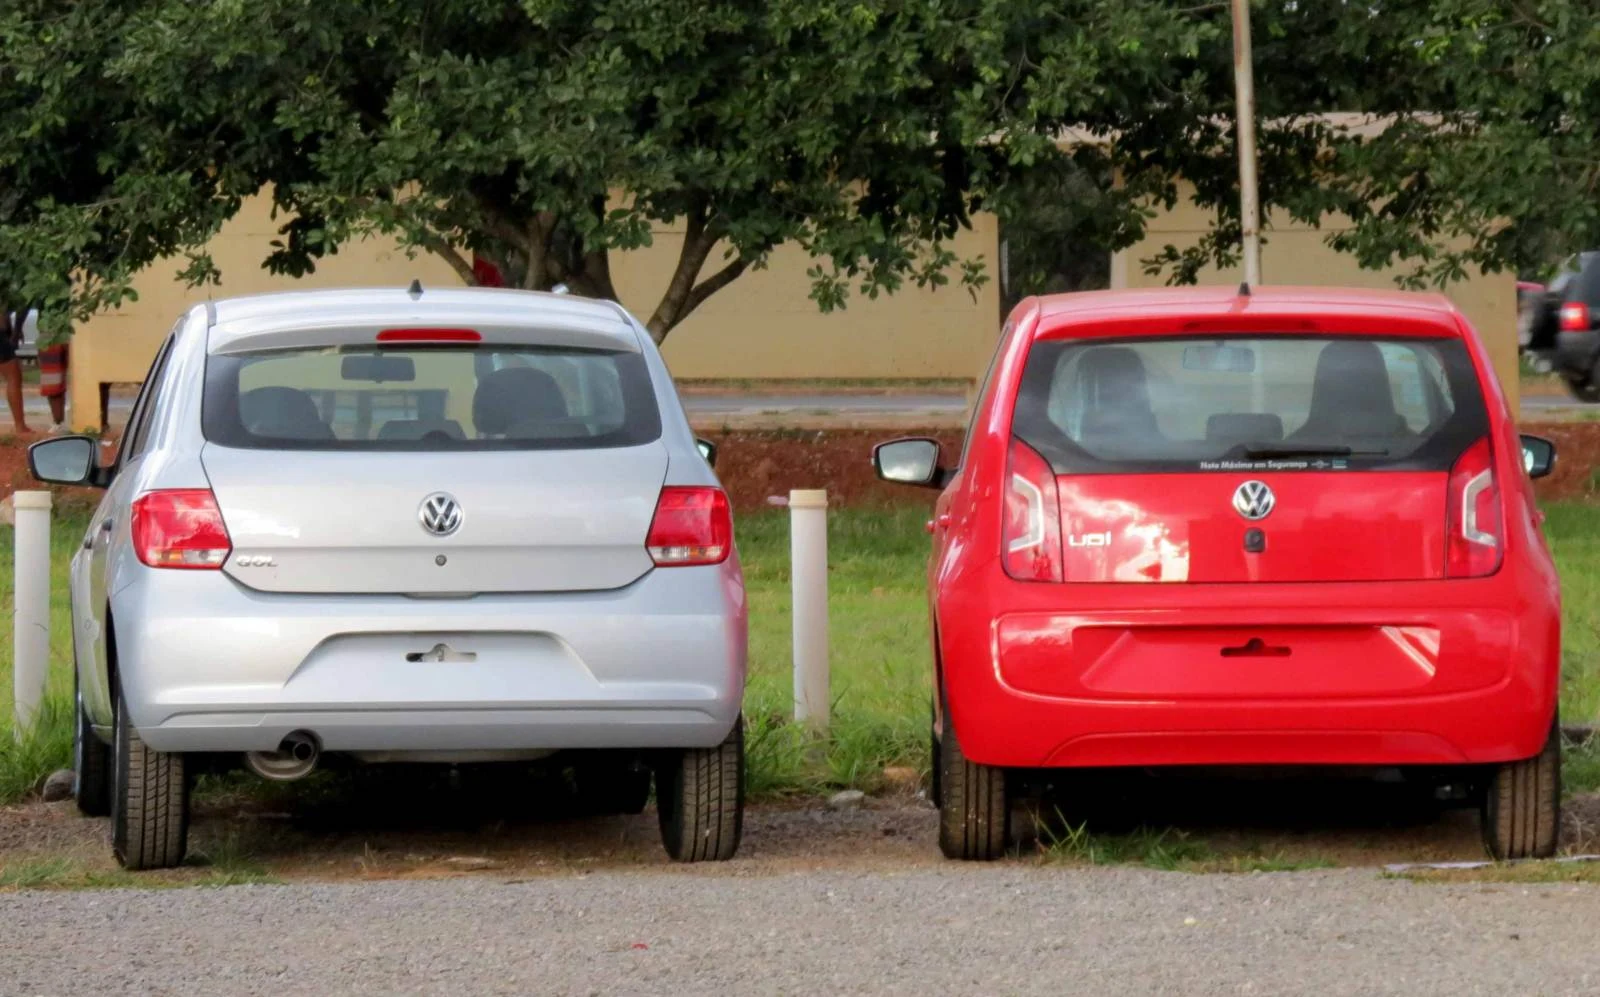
[
  {"left": 639, "top": 216, "right": 1002, "bottom": 380},
  {"left": 68, "top": 195, "right": 1004, "bottom": 429},
  {"left": 70, "top": 196, "right": 465, "bottom": 429},
  {"left": 1111, "top": 186, "right": 1519, "bottom": 409}
]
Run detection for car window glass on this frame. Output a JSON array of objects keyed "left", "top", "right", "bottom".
[
  {"left": 960, "top": 319, "right": 1014, "bottom": 467},
  {"left": 1013, "top": 335, "right": 1487, "bottom": 474},
  {"left": 1376, "top": 342, "right": 1451, "bottom": 432},
  {"left": 121, "top": 333, "right": 177, "bottom": 465},
  {"left": 203, "top": 344, "right": 658, "bottom": 451}
]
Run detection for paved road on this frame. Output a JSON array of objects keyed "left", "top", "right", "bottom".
[
  {"left": 1523, "top": 392, "right": 1594, "bottom": 413},
  {"left": 4, "top": 867, "right": 1598, "bottom": 995}
]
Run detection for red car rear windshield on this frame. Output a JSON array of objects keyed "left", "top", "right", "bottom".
[{"left": 1011, "top": 335, "right": 1489, "bottom": 473}]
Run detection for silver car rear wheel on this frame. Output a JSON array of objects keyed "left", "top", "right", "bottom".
[
  {"left": 111, "top": 690, "right": 189, "bottom": 870},
  {"left": 656, "top": 715, "right": 743, "bottom": 862}
]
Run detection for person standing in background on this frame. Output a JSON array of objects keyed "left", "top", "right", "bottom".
[
  {"left": 0, "top": 308, "right": 31, "bottom": 434},
  {"left": 35, "top": 314, "right": 68, "bottom": 433}
]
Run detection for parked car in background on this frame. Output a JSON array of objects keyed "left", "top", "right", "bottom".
[
  {"left": 1524, "top": 252, "right": 1600, "bottom": 398},
  {"left": 1518, "top": 281, "right": 1546, "bottom": 369},
  {"left": 877, "top": 285, "right": 1562, "bottom": 861},
  {"left": 29, "top": 286, "right": 746, "bottom": 869}
]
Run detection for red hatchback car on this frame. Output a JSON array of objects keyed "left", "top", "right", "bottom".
[{"left": 876, "top": 286, "right": 1562, "bottom": 861}]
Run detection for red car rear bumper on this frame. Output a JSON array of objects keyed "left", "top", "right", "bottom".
[{"left": 937, "top": 568, "right": 1560, "bottom": 769}]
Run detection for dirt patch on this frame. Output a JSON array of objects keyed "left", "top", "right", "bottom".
[
  {"left": 1526, "top": 421, "right": 1600, "bottom": 501},
  {"left": 705, "top": 429, "right": 962, "bottom": 510},
  {"left": 14, "top": 773, "right": 1600, "bottom": 886}
]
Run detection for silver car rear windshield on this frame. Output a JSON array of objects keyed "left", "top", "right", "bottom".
[
  {"left": 1011, "top": 335, "right": 1489, "bottom": 473},
  {"left": 203, "top": 345, "right": 661, "bottom": 450}
]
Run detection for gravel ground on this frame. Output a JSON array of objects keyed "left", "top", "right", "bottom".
[{"left": 4, "top": 866, "right": 1600, "bottom": 996}]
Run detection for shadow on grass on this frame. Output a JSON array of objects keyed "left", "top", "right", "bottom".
[{"left": 1020, "top": 766, "right": 1486, "bottom": 871}]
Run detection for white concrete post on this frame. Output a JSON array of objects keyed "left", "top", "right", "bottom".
[
  {"left": 789, "top": 489, "right": 830, "bottom": 729},
  {"left": 12, "top": 490, "right": 51, "bottom": 736}
]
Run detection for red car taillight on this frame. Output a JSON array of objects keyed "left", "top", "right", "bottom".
[
  {"left": 1446, "top": 437, "right": 1503, "bottom": 578},
  {"left": 1003, "top": 437, "right": 1063, "bottom": 582},
  {"left": 130, "top": 489, "right": 233, "bottom": 569},
  {"left": 1560, "top": 302, "right": 1591, "bottom": 332},
  {"left": 647, "top": 487, "right": 732, "bottom": 566}
]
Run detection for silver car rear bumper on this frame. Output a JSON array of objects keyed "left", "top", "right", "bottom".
[{"left": 110, "top": 561, "right": 747, "bottom": 754}]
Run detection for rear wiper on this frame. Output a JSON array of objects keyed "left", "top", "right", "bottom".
[{"left": 1239, "top": 443, "right": 1389, "bottom": 459}]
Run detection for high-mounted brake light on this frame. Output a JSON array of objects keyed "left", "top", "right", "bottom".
[
  {"left": 1003, "top": 437, "right": 1063, "bottom": 582},
  {"left": 131, "top": 489, "right": 233, "bottom": 570},
  {"left": 1560, "top": 303, "right": 1590, "bottom": 332},
  {"left": 647, "top": 487, "right": 732, "bottom": 566},
  {"left": 375, "top": 328, "right": 482, "bottom": 343},
  {"left": 1446, "top": 437, "right": 1503, "bottom": 578}
]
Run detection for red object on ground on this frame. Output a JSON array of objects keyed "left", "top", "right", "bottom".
[{"left": 917, "top": 286, "right": 1560, "bottom": 771}]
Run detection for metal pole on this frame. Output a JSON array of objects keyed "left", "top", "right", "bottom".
[
  {"left": 1231, "top": 0, "right": 1262, "bottom": 286},
  {"left": 789, "top": 489, "right": 829, "bottom": 730},
  {"left": 13, "top": 490, "right": 51, "bottom": 736}
]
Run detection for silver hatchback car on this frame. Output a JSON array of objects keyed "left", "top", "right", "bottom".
[{"left": 30, "top": 286, "right": 748, "bottom": 868}]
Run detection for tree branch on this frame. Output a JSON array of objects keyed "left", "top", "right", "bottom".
[
  {"left": 680, "top": 256, "right": 749, "bottom": 321},
  {"left": 421, "top": 236, "right": 479, "bottom": 285},
  {"left": 582, "top": 194, "right": 618, "bottom": 301},
  {"left": 521, "top": 211, "right": 555, "bottom": 291},
  {"left": 646, "top": 199, "right": 718, "bottom": 340}
]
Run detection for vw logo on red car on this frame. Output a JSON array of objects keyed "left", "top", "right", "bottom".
[{"left": 1231, "top": 480, "right": 1275, "bottom": 521}]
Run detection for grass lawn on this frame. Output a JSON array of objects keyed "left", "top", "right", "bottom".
[{"left": 3, "top": 502, "right": 1600, "bottom": 804}]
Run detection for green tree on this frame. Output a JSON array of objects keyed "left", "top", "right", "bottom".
[
  {"left": 14, "top": 1, "right": 1547, "bottom": 337},
  {"left": 4, "top": 0, "right": 1261, "bottom": 341},
  {"left": 1311, "top": 1, "right": 1600, "bottom": 284}
]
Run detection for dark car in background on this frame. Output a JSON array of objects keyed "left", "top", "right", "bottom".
[{"left": 1524, "top": 252, "right": 1600, "bottom": 400}]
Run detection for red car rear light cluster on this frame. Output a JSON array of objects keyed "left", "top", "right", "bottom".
[
  {"left": 1003, "top": 437, "right": 1063, "bottom": 582},
  {"left": 1559, "top": 303, "right": 1591, "bottom": 332},
  {"left": 131, "top": 489, "right": 233, "bottom": 569},
  {"left": 647, "top": 487, "right": 732, "bottom": 566},
  {"left": 1445, "top": 437, "right": 1503, "bottom": 578}
]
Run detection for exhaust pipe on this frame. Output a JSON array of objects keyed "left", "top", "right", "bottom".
[{"left": 245, "top": 731, "right": 321, "bottom": 782}]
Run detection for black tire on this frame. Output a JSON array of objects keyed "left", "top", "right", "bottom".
[
  {"left": 573, "top": 756, "right": 652, "bottom": 816},
  {"left": 1562, "top": 373, "right": 1600, "bottom": 403},
  {"left": 656, "top": 716, "right": 743, "bottom": 862},
  {"left": 929, "top": 703, "right": 943, "bottom": 809},
  {"left": 1481, "top": 719, "right": 1561, "bottom": 861},
  {"left": 938, "top": 704, "right": 1008, "bottom": 861},
  {"left": 72, "top": 674, "right": 111, "bottom": 818},
  {"left": 111, "top": 690, "right": 189, "bottom": 870}
]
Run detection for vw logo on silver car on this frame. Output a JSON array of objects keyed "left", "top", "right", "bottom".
[
  {"left": 1232, "top": 480, "right": 1275, "bottom": 521},
  {"left": 418, "top": 492, "right": 464, "bottom": 537}
]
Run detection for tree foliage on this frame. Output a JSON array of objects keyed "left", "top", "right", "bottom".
[
  {"left": 3, "top": 0, "right": 1250, "bottom": 339},
  {"left": 5, "top": 1, "right": 1591, "bottom": 339}
]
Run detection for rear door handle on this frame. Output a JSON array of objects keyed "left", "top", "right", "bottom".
[{"left": 925, "top": 515, "right": 952, "bottom": 534}]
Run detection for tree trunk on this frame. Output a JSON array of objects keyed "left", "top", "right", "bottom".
[{"left": 434, "top": 201, "right": 757, "bottom": 345}]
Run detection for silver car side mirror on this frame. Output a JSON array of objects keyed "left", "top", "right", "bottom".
[{"left": 29, "top": 436, "right": 102, "bottom": 487}]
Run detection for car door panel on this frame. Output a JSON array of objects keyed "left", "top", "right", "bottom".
[{"left": 86, "top": 331, "right": 176, "bottom": 714}]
